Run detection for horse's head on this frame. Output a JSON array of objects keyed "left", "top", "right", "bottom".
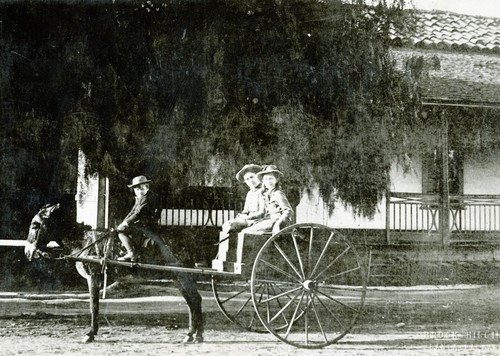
[{"left": 25, "top": 203, "right": 61, "bottom": 261}]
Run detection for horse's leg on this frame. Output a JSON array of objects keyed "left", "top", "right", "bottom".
[
  {"left": 175, "top": 273, "right": 204, "bottom": 342},
  {"left": 144, "top": 230, "right": 204, "bottom": 342},
  {"left": 82, "top": 265, "right": 101, "bottom": 343}
]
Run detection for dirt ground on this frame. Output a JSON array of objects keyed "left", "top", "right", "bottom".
[{"left": 1, "top": 282, "right": 500, "bottom": 355}]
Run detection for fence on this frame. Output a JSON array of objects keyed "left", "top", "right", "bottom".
[{"left": 158, "top": 186, "right": 245, "bottom": 228}]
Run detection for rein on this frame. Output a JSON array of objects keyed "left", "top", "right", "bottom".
[{"left": 65, "top": 230, "right": 114, "bottom": 258}]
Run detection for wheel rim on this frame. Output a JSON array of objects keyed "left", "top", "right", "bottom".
[
  {"left": 211, "top": 277, "right": 266, "bottom": 332},
  {"left": 250, "top": 223, "right": 367, "bottom": 349}
]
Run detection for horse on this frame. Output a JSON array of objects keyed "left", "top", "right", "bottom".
[{"left": 24, "top": 203, "right": 204, "bottom": 344}]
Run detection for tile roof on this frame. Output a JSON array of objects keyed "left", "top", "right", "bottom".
[
  {"left": 390, "top": 11, "right": 500, "bottom": 105},
  {"left": 391, "top": 48, "right": 500, "bottom": 105},
  {"left": 390, "top": 10, "right": 500, "bottom": 53}
]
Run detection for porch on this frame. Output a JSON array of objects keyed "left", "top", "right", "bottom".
[
  {"left": 387, "top": 192, "right": 500, "bottom": 246},
  {"left": 154, "top": 188, "right": 500, "bottom": 246}
]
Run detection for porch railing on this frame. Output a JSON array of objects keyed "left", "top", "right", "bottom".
[
  {"left": 389, "top": 192, "right": 500, "bottom": 233},
  {"left": 389, "top": 193, "right": 440, "bottom": 232}
]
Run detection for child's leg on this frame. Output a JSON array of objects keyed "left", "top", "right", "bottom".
[
  {"left": 221, "top": 216, "right": 250, "bottom": 238},
  {"left": 118, "top": 232, "right": 134, "bottom": 254},
  {"left": 220, "top": 217, "right": 251, "bottom": 262},
  {"left": 117, "top": 231, "right": 138, "bottom": 261},
  {"left": 241, "top": 219, "right": 276, "bottom": 234}
]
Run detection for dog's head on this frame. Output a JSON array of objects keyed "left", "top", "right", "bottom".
[{"left": 25, "top": 203, "right": 60, "bottom": 261}]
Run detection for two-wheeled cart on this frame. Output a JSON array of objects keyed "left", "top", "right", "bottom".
[{"left": 64, "top": 223, "right": 367, "bottom": 349}]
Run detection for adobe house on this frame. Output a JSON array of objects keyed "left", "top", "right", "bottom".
[{"left": 295, "top": 10, "right": 500, "bottom": 284}]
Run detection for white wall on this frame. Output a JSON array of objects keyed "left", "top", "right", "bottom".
[
  {"left": 296, "top": 158, "right": 422, "bottom": 229},
  {"left": 389, "top": 156, "right": 422, "bottom": 193},
  {"left": 463, "top": 151, "right": 500, "bottom": 194},
  {"left": 75, "top": 150, "right": 109, "bottom": 229},
  {"left": 296, "top": 189, "right": 385, "bottom": 228},
  {"left": 75, "top": 171, "right": 100, "bottom": 228}
]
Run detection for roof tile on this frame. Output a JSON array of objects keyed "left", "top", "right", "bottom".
[{"left": 392, "top": 10, "right": 500, "bottom": 52}]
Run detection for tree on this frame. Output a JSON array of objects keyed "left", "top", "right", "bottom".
[{"left": 1, "top": 0, "right": 420, "bottom": 220}]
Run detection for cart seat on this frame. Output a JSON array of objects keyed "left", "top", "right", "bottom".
[{"left": 212, "top": 231, "right": 271, "bottom": 274}]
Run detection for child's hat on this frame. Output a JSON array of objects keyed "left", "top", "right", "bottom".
[
  {"left": 128, "top": 175, "right": 152, "bottom": 188},
  {"left": 236, "top": 164, "right": 262, "bottom": 182},
  {"left": 257, "top": 165, "right": 283, "bottom": 177}
]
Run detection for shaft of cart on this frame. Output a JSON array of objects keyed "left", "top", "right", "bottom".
[{"left": 61, "top": 255, "right": 239, "bottom": 278}]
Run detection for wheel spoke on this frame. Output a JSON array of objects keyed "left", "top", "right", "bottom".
[
  {"left": 258, "top": 285, "right": 303, "bottom": 304},
  {"left": 310, "top": 232, "right": 334, "bottom": 278},
  {"left": 330, "top": 265, "right": 361, "bottom": 279},
  {"left": 259, "top": 258, "right": 301, "bottom": 282},
  {"left": 310, "top": 293, "right": 329, "bottom": 343},
  {"left": 219, "top": 288, "right": 247, "bottom": 305},
  {"left": 267, "top": 290, "right": 301, "bottom": 324},
  {"left": 284, "top": 291, "right": 306, "bottom": 340},
  {"left": 304, "top": 293, "right": 309, "bottom": 345},
  {"left": 308, "top": 227, "right": 314, "bottom": 276},
  {"left": 234, "top": 289, "right": 255, "bottom": 317},
  {"left": 312, "top": 292, "right": 347, "bottom": 331},
  {"left": 270, "top": 283, "right": 309, "bottom": 323},
  {"left": 291, "top": 233, "right": 306, "bottom": 280},
  {"left": 316, "top": 289, "right": 360, "bottom": 313},
  {"left": 272, "top": 242, "right": 303, "bottom": 280},
  {"left": 265, "top": 283, "right": 271, "bottom": 323},
  {"left": 313, "top": 245, "right": 351, "bottom": 280},
  {"left": 268, "top": 283, "right": 296, "bottom": 328},
  {"left": 252, "top": 278, "right": 299, "bottom": 286}
]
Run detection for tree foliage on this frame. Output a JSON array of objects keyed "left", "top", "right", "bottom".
[{"left": 1, "top": 0, "right": 421, "bottom": 218}]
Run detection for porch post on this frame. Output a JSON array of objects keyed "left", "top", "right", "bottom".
[
  {"left": 439, "top": 110, "right": 450, "bottom": 246},
  {"left": 385, "top": 189, "right": 391, "bottom": 244}
]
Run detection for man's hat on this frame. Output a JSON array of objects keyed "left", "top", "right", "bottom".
[
  {"left": 128, "top": 175, "right": 152, "bottom": 188},
  {"left": 236, "top": 164, "right": 262, "bottom": 182},
  {"left": 257, "top": 165, "right": 283, "bottom": 177}
]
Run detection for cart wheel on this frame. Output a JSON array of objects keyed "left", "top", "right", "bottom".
[
  {"left": 250, "top": 223, "right": 367, "bottom": 349},
  {"left": 211, "top": 278, "right": 266, "bottom": 332}
]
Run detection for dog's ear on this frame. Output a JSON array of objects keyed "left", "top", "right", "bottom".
[{"left": 38, "top": 203, "right": 60, "bottom": 219}]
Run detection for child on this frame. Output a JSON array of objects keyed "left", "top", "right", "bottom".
[
  {"left": 116, "top": 175, "right": 158, "bottom": 262},
  {"left": 213, "top": 164, "right": 265, "bottom": 266},
  {"left": 220, "top": 164, "right": 265, "bottom": 240},
  {"left": 242, "top": 165, "right": 294, "bottom": 235},
  {"left": 116, "top": 175, "right": 204, "bottom": 343}
]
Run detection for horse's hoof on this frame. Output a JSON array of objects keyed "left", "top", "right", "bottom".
[
  {"left": 182, "top": 335, "right": 204, "bottom": 344},
  {"left": 82, "top": 334, "right": 95, "bottom": 343}
]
